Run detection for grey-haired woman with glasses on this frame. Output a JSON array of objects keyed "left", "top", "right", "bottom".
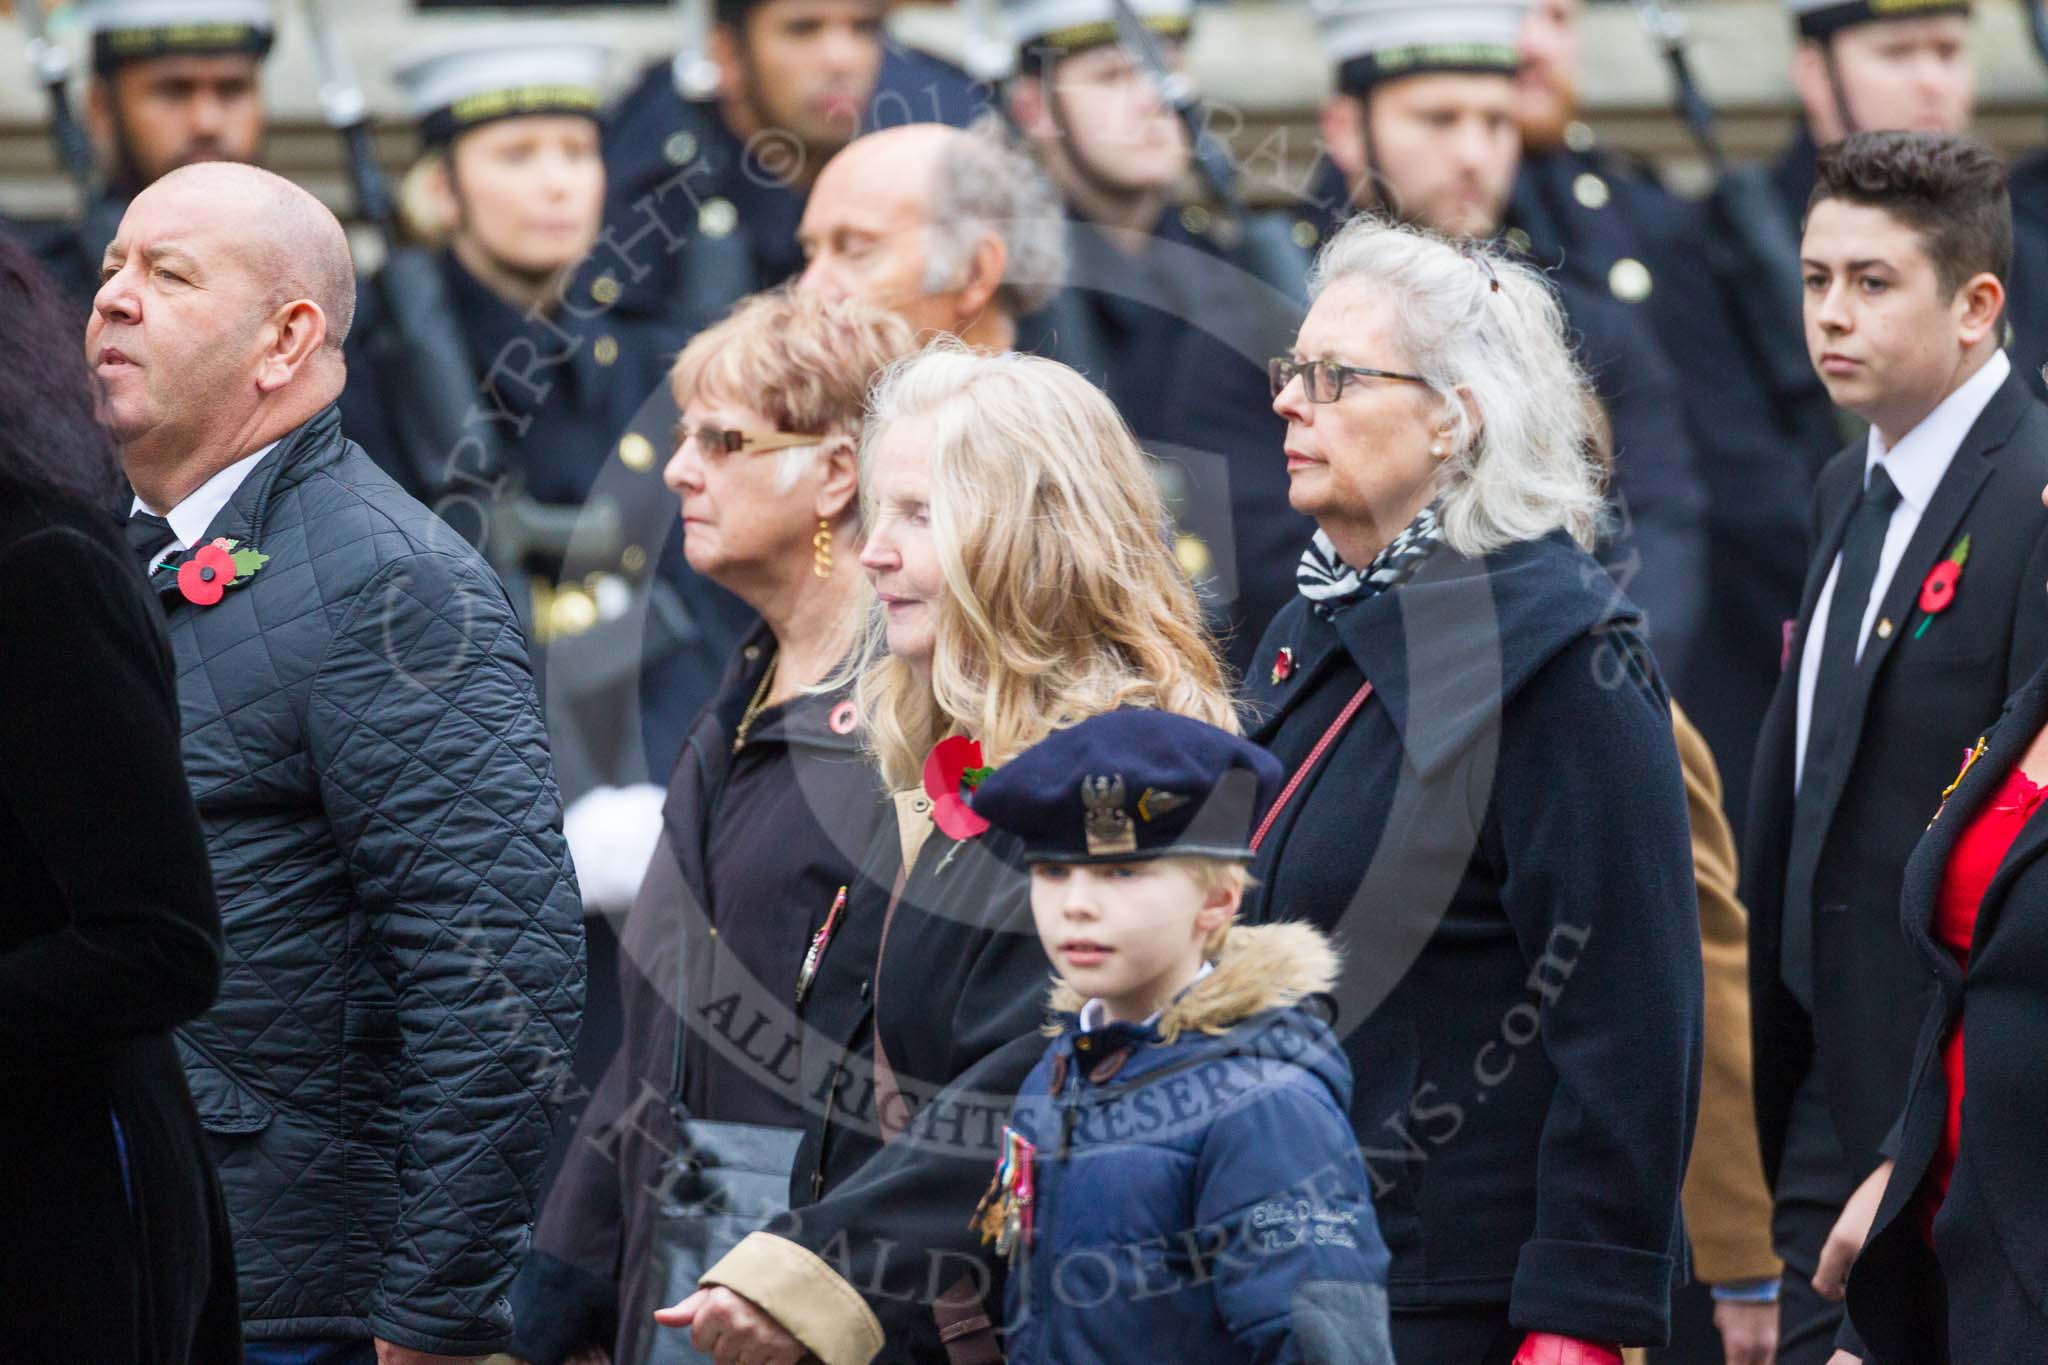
[
  {"left": 1244, "top": 217, "right": 1704, "bottom": 1365},
  {"left": 510, "top": 291, "right": 917, "bottom": 1365}
]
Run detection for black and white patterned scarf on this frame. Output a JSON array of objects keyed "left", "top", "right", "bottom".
[{"left": 1295, "top": 502, "right": 1444, "bottom": 614}]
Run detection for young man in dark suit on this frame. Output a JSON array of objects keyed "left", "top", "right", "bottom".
[{"left": 1743, "top": 130, "right": 2048, "bottom": 1365}]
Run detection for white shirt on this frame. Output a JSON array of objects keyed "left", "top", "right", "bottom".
[
  {"left": 1794, "top": 350, "right": 2010, "bottom": 791},
  {"left": 1077, "top": 958, "right": 1215, "bottom": 1033},
  {"left": 130, "top": 442, "right": 278, "bottom": 572}
]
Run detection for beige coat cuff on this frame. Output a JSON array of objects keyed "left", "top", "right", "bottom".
[{"left": 700, "top": 1231, "right": 885, "bottom": 1365}]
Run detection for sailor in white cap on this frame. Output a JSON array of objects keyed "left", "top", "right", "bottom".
[
  {"left": 83, "top": 0, "right": 273, "bottom": 193},
  {"left": 342, "top": 29, "right": 720, "bottom": 789},
  {"left": 1308, "top": 0, "right": 1531, "bottom": 241},
  {"left": 9, "top": 0, "right": 276, "bottom": 302},
  {"left": 996, "top": 0, "right": 1316, "bottom": 685},
  {"left": 1782, "top": 0, "right": 1974, "bottom": 210}
]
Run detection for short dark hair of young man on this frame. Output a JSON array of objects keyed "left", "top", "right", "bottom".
[{"left": 1802, "top": 130, "right": 2011, "bottom": 445}]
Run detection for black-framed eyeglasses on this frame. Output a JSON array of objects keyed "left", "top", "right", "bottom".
[
  {"left": 1268, "top": 356, "right": 1429, "bottom": 404},
  {"left": 677, "top": 423, "right": 828, "bottom": 456}
]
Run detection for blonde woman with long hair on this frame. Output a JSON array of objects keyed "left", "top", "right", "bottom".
[{"left": 658, "top": 346, "right": 1235, "bottom": 1365}]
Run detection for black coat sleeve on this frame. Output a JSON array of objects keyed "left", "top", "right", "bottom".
[
  {"left": 1493, "top": 630, "right": 1705, "bottom": 1345},
  {"left": 307, "top": 548, "right": 587, "bottom": 1354},
  {"left": 0, "top": 528, "right": 222, "bottom": 1070},
  {"left": 702, "top": 863, "right": 1049, "bottom": 1364}
]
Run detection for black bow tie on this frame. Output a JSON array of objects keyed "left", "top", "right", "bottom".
[{"left": 125, "top": 510, "right": 177, "bottom": 574}]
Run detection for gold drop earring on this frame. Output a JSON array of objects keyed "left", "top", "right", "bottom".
[{"left": 813, "top": 519, "right": 833, "bottom": 578}]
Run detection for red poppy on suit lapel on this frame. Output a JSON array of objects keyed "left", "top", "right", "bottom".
[
  {"left": 1270, "top": 646, "right": 1295, "bottom": 686},
  {"left": 1913, "top": 534, "right": 1971, "bottom": 639},
  {"left": 922, "top": 735, "right": 993, "bottom": 841}
]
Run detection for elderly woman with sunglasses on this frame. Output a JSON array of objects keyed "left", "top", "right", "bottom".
[
  {"left": 509, "top": 291, "right": 918, "bottom": 1365},
  {"left": 1243, "top": 218, "right": 1704, "bottom": 1365}
]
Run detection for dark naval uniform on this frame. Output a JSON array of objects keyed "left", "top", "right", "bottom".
[
  {"left": 1509, "top": 138, "right": 1711, "bottom": 694},
  {"left": 2004, "top": 148, "right": 2048, "bottom": 403},
  {"left": 1020, "top": 205, "right": 1313, "bottom": 679},
  {"left": 339, "top": 250, "right": 749, "bottom": 795},
  {"left": 7, "top": 211, "right": 111, "bottom": 310},
  {"left": 1644, "top": 124, "right": 1854, "bottom": 841}
]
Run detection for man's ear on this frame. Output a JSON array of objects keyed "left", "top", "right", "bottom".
[
  {"left": 1956, "top": 270, "right": 2007, "bottom": 349},
  {"left": 253, "top": 300, "right": 330, "bottom": 394},
  {"left": 814, "top": 433, "right": 861, "bottom": 523},
  {"left": 1317, "top": 95, "right": 1368, "bottom": 205},
  {"left": 86, "top": 77, "right": 115, "bottom": 155},
  {"left": 955, "top": 232, "right": 1009, "bottom": 321},
  {"left": 1007, "top": 74, "right": 1054, "bottom": 141},
  {"left": 1788, "top": 40, "right": 1843, "bottom": 144},
  {"left": 710, "top": 22, "right": 746, "bottom": 102}
]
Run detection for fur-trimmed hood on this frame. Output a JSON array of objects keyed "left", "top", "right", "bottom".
[{"left": 1047, "top": 921, "right": 1340, "bottom": 1043}]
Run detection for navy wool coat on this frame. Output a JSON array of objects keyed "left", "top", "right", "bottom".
[{"left": 1242, "top": 530, "right": 1705, "bottom": 1347}]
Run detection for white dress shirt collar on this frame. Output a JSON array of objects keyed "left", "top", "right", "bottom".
[
  {"left": 1077, "top": 959, "right": 1216, "bottom": 1034},
  {"left": 1863, "top": 349, "right": 2011, "bottom": 511},
  {"left": 131, "top": 441, "right": 278, "bottom": 567}
]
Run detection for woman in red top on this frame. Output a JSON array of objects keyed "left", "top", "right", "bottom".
[{"left": 1820, "top": 650, "right": 2048, "bottom": 1364}]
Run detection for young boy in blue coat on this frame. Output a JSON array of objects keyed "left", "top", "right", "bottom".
[{"left": 969, "top": 710, "right": 1394, "bottom": 1364}]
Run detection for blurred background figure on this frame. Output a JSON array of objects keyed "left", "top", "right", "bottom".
[
  {"left": 9, "top": 0, "right": 274, "bottom": 307},
  {"left": 0, "top": 236, "right": 240, "bottom": 1365},
  {"left": 795, "top": 120, "right": 1067, "bottom": 350},
  {"left": 1306, "top": 0, "right": 1710, "bottom": 697},
  {"left": 510, "top": 291, "right": 916, "bottom": 1365},
  {"left": 1003, "top": 0, "right": 1314, "bottom": 677},
  {"left": 340, "top": 34, "right": 748, "bottom": 1193}
]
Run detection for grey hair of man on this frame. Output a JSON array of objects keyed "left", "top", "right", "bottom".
[
  {"left": 921, "top": 115, "right": 1068, "bottom": 319},
  {"left": 1307, "top": 215, "right": 1607, "bottom": 557}
]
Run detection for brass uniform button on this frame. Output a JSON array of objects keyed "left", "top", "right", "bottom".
[
  {"left": 1876, "top": 618, "right": 1895, "bottom": 640},
  {"left": 743, "top": 644, "right": 761, "bottom": 661},
  {"left": 591, "top": 274, "right": 621, "bottom": 306},
  {"left": 617, "top": 432, "right": 656, "bottom": 471},
  {"left": 700, "top": 198, "right": 739, "bottom": 239},
  {"left": 663, "top": 131, "right": 698, "bottom": 166},
  {"left": 1179, "top": 204, "right": 1212, "bottom": 238},
  {"left": 593, "top": 335, "right": 620, "bottom": 366},
  {"left": 621, "top": 543, "right": 648, "bottom": 574},
  {"left": 547, "top": 586, "right": 598, "bottom": 641},
  {"left": 1564, "top": 121, "right": 1596, "bottom": 154},
  {"left": 1608, "top": 257, "right": 1653, "bottom": 303},
  {"left": 1504, "top": 227, "right": 1533, "bottom": 257},
  {"left": 1174, "top": 532, "right": 1213, "bottom": 580},
  {"left": 1572, "top": 173, "right": 1610, "bottom": 211},
  {"left": 1291, "top": 219, "right": 1319, "bottom": 250}
]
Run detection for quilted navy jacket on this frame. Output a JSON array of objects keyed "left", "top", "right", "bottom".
[
  {"left": 1000, "top": 924, "right": 1393, "bottom": 1365},
  {"left": 157, "top": 407, "right": 586, "bottom": 1355}
]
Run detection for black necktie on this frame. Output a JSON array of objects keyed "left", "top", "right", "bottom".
[
  {"left": 125, "top": 510, "right": 177, "bottom": 575},
  {"left": 1784, "top": 463, "right": 1903, "bottom": 1006}
]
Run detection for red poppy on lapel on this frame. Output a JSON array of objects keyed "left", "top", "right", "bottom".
[
  {"left": 172, "top": 537, "right": 269, "bottom": 607},
  {"left": 1913, "top": 534, "right": 1971, "bottom": 639},
  {"left": 1270, "top": 646, "right": 1295, "bottom": 686},
  {"left": 922, "top": 735, "right": 993, "bottom": 841},
  {"left": 176, "top": 544, "right": 237, "bottom": 606}
]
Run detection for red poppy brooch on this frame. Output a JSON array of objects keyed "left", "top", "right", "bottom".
[
  {"left": 174, "top": 537, "right": 269, "bottom": 606},
  {"left": 1270, "top": 646, "right": 1295, "bottom": 687},
  {"left": 1913, "top": 534, "right": 1970, "bottom": 639},
  {"left": 923, "top": 735, "right": 994, "bottom": 841}
]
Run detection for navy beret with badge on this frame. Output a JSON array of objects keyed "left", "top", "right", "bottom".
[{"left": 971, "top": 710, "right": 1285, "bottom": 864}]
